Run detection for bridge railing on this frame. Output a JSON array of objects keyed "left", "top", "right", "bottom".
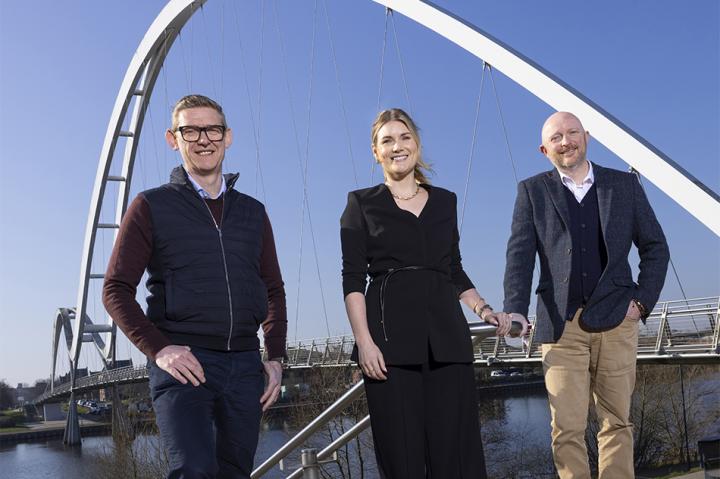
[
  {"left": 472, "top": 296, "right": 720, "bottom": 362},
  {"left": 39, "top": 296, "right": 719, "bottom": 406}
]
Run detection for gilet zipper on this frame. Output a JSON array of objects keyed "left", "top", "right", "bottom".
[{"left": 200, "top": 198, "right": 234, "bottom": 351}]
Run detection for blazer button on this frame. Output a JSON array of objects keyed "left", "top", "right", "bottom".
[
  {"left": 567, "top": 248, "right": 572, "bottom": 255},
  {"left": 563, "top": 277, "right": 568, "bottom": 283}
]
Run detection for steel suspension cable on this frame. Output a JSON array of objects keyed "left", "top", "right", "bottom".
[
  {"left": 458, "top": 64, "right": 487, "bottom": 236},
  {"left": 255, "top": 1, "right": 267, "bottom": 200},
  {"left": 160, "top": 32, "right": 171, "bottom": 170},
  {"left": 301, "top": 0, "right": 332, "bottom": 338},
  {"left": 631, "top": 170, "right": 701, "bottom": 336},
  {"left": 271, "top": 0, "right": 331, "bottom": 338},
  {"left": 388, "top": 10, "right": 414, "bottom": 116},
  {"left": 370, "top": 9, "right": 391, "bottom": 185},
  {"left": 488, "top": 64, "right": 540, "bottom": 282},
  {"left": 177, "top": 25, "right": 192, "bottom": 92},
  {"left": 489, "top": 66, "right": 520, "bottom": 185},
  {"left": 199, "top": 5, "right": 218, "bottom": 99},
  {"left": 230, "top": 1, "right": 266, "bottom": 201},
  {"left": 321, "top": 0, "right": 359, "bottom": 188},
  {"left": 219, "top": 2, "right": 225, "bottom": 103}
]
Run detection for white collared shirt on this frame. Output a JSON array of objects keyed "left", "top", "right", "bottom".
[
  {"left": 559, "top": 161, "right": 594, "bottom": 203},
  {"left": 184, "top": 167, "right": 226, "bottom": 199}
]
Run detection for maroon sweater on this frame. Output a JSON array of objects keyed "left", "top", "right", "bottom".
[{"left": 102, "top": 194, "right": 287, "bottom": 360}]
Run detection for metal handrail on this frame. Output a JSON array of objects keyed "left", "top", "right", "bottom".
[
  {"left": 251, "top": 381, "right": 366, "bottom": 478},
  {"left": 286, "top": 416, "right": 372, "bottom": 479},
  {"left": 251, "top": 322, "right": 502, "bottom": 478}
]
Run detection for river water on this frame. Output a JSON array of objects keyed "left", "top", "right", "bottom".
[
  {"left": 2, "top": 370, "right": 717, "bottom": 479},
  {"left": 0, "top": 390, "right": 552, "bottom": 479}
]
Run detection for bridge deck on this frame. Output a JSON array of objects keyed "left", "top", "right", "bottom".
[{"left": 37, "top": 296, "right": 719, "bottom": 405}]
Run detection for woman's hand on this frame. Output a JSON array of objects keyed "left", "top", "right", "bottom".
[
  {"left": 357, "top": 340, "right": 388, "bottom": 381},
  {"left": 482, "top": 311, "right": 512, "bottom": 337}
]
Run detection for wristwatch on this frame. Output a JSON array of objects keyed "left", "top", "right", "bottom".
[{"left": 632, "top": 298, "right": 649, "bottom": 319}]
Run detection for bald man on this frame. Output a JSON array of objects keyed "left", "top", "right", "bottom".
[{"left": 502, "top": 112, "right": 669, "bottom": 478}]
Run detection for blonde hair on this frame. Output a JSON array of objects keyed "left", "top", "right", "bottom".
[
  {"left": 371, "top": 108, "right": 432, "bottom": 184},
  {"left": 171, "top": 94, "right": 226, "bottom": 131}
]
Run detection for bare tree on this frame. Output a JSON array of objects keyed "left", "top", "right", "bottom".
[{"left": 284, "top": 366, "right": 375, "bottom": 478}]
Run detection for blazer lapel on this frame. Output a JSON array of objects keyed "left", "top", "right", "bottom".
[
  {"left": 542, "top": 169, "right": 571, "bottom": 231},
  {"left": 593, "top": 163, "right": 613, "bottom": 237}
]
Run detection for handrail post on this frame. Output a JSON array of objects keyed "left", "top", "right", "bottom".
[
  {"left": 525, "top": 317, "right": 537, "bottom": 359},
  {"left": 300, "top": 449, "right": 322, "bottom": 479},
  {"left": 307, "top": 340, "right": 316, "bottom": 366},
  {"left": 336, "top": 337, "right": 345, "bottom": 364},
  {"left": 655, "top": 301, "right": 669, "bottom": 354},
  {"left": 292, "top": 341, "right": 301, "bottom": 366},
  {"left": 321, "top": 338, "right": 330, "bottom": 365},
  {"left": 712, "top": 300, "right": 720, "bottom": 353}
]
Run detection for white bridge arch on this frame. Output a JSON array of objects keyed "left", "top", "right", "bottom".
[{"left": 53, "top": 0, "right": 719, "bottom": 444}]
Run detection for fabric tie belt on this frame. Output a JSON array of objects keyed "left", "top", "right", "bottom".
[{"left": 371, "top": 266, "right": 445, "bottom": 342}]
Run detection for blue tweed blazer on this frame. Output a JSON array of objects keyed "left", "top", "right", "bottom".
[{"left": 503, "top": 163, "right": 669, "bottom": 343}]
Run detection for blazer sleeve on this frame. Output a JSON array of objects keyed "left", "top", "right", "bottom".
[
  {"left": 449, "top": 192, "right": 475, "bottom": 295},
  {"left": 340, "top": 191, "right": 369, "bottom": 297},
  {"left": 503, "top": 181, "right": 538, "bottom": 318},
  {"left": 631, "top": 175, "right": 669, "bottom": 313}
]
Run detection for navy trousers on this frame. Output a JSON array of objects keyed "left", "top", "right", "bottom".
[{"left": 149, "top": 348, "right": 265, "bottom": 479}]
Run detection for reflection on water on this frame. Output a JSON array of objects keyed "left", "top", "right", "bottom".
[
  {"left": 0, "top": 428, "right": 297, "bottom": 479},
  {"left": 14, "top": 376, "right": 719, "bottom": 479},
  {"left": 0, "top": 394, "right": 553, "bottom": 479}
]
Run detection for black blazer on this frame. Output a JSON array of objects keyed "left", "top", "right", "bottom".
[
  {"left": 503, "top": 163, "right": 669, "bottom": 343},
  {"left": 340, "top": 184, "right": 475, "bottom": 365}
]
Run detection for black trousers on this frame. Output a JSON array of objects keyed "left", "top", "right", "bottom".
[{"left": 363, "top": 356, "right": 487, "bottom": 478}]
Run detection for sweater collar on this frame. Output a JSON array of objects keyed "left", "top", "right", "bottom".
[{"left": 169, "top": 166, "right": 240, "bottom": 193}]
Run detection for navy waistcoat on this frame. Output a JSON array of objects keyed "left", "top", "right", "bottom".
[
  {"left": 143, "top": 167, "right": 268, "bottom": 352},
  {"left": 564, "top": 184, "right": 607, "bottom": 320}
]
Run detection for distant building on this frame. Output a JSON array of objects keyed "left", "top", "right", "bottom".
[{"left": 14, "top": 382, "right": 48, "bottom": 405}]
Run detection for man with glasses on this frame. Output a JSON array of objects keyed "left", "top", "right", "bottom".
[{"left": 103, "top": 94, "right": 287, "bottom": 478}]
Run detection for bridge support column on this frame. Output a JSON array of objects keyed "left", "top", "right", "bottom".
[
  {"left": 63, "top": 392, "right": 81, "bottom": 446},
  {"left": 111, "top": 384, "right": 134, "bottom": 442},
  {"left": 43, "top": 402, "right": 66, "bottom": 421}
]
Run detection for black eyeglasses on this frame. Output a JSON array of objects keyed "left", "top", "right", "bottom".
[{"left": 175, "top": 125, "right": 226, "bottom": 142}]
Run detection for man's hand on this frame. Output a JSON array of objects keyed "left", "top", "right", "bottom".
[
  {"left": 508, "top": 313, "right": 532, "bottom": 337},
  {"left": 260, "top": 360, "right": 283, "bottom": 412},
  {"left": 626, "top": 300, "right": 642, "bottom": 321},
  {"left": 155, "top": 345, "right": 205, "bottom": 386}
]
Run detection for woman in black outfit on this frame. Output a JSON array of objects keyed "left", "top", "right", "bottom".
[{"left": 340, "top": 108, "right": 529, "bottom": 478}]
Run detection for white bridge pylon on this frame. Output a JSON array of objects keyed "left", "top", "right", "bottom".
[
  {"left": 54, "top": 0, "right": 208, "bottom": 394},
  {"left": 57, "top": 0, "right": 719, "bottom": 401}
]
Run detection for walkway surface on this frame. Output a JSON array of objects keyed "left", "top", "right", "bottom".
[{"left": 666, "top": 469, "right": 717, "bottom": 479}]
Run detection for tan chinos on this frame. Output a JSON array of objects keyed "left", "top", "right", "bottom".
[{"left": 541, "top": 308, "right": 639, "bottom": 479}]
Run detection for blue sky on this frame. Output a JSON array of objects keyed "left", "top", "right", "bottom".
[{"left": 0, "top": 0, "right": 718, "bottom": 386}]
